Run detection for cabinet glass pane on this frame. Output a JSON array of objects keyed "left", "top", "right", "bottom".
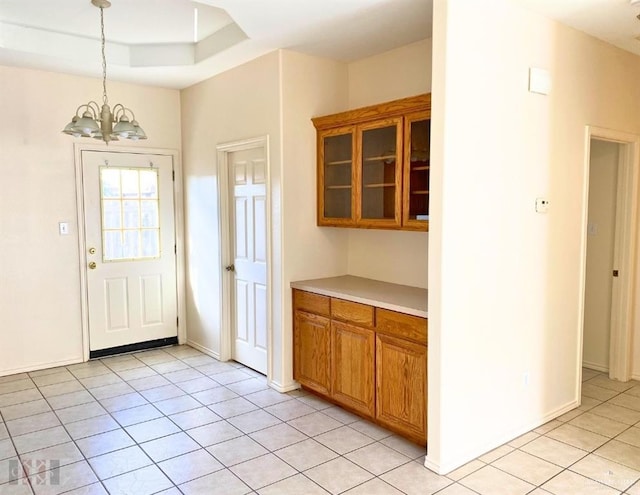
[
  {"left": 408, "top": 119, "right": 430, "bottom": 220},
  {"left": 361, "top": 125, "right": 397, "bottom": 220},
  {"left": 323, "top": 133, "right": 352, "bottom": 219}
]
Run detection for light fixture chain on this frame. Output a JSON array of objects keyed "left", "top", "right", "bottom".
[{"left": 100, "top": 6, "right": 108, "bottom": 105}]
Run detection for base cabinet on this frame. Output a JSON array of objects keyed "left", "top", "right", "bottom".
[
  {"left": 376, "top": 333, "right": 427, "bottom": 443},
  {"left": 293, "top": 288, "right": 427, "bottom": 445}
]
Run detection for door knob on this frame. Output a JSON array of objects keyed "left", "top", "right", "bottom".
[
  {"left": 88, "top": 262, "right": 97, "bottom": 270},
  {"left": 88, "top": 247, "right": 96, "bottom": 255},
  {"left": 225, "top": 264, "right": 235, "bottom": 272}
]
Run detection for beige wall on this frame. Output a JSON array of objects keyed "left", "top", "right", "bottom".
[
  {"left": 0, "top": 65, "right": 181, "bottom": 375},
  {"left": 428, "top": 0, "right": 640, "bottom": 474},
  {"left": 583, "top": 140, "right": 619, "bottom": 371},
  {"left": 346, "top": 39, "right": 431, "bottom": 288}
]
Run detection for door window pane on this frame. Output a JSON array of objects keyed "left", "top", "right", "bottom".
[{"left": 100, "top": 167, "right": 161, "bottom": 261}]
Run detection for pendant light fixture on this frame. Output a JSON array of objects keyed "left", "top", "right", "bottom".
[{"left": 62, "top": 0, "right": 146, "bottom": 143}]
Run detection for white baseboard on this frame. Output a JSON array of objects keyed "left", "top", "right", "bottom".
[
  {"left": 632, "top": 372, "right": 640, "bottom": 381},
  {"left": 582, "top": 361, "right": 609, "bottom": 373},
  {"left": 424, "top": 399, "right": 579, "bottom": 475},
  {"left": 0, "top": 356, "right": 84, "bottom": 378},
  {"left": 186, "top": 340, "right": 221, "bottom": 361},
  {"left": 269, "top": 379, "right": 300, "bottom": 393}
]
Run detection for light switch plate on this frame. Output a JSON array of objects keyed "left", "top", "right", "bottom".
[
  {"left": 59, "top": 222, "right": 70, "bottom": 235},
  {"left": 529, "top": 67, "right": 551, "bottom": 95}
]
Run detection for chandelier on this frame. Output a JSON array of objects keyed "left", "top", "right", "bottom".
[{"left": 62, "top": 0, "right": 146, "bottom": 143}]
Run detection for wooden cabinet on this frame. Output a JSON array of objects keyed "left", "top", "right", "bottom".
[
  {"left": 292, "top": 288, "right": 427, "bottom": 445},
  {"left": 313, "top": 94, "right": 430, "bottom": 231}
]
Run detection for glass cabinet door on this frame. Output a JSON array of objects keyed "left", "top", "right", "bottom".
[
  {"left": 358, "top": 118, "right": 403, "bottom": 227},
  {"left": 319, "top": 127, "right": 355, "bottom": 224},
  {"left": 403, "top": 111, "right": 430, "bottom": 230}
]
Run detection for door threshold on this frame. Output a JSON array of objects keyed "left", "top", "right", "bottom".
[{"left": 89, "top": 336, "right": 179, "bottom": 359}]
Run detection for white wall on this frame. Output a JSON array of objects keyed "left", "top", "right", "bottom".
[
  {"left": 583, "top": 140, "right": 619, "bottom": 372},
  {"left": 0, "top": 65, "right": 181, "bottom": 376},
  {"left": 346, "top": 39, "right": 431, "bottom": 288},
  {"left": 180, "top": 52, "right": 281, "bottom": 363},
  {"left": 428, "top": 0, "right": 640, "bottom": 474}
]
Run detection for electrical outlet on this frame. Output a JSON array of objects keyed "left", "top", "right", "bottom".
[{"left": 535, "top": 198, "right": 549, "bottom": 214}]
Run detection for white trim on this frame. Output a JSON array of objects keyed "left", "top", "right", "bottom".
[
  {"left": 186, "top": 340, "right": 221, "bottom": 361},
  {"left": 579, "top": 126, "right": 639, "bottom": 384},
  {"left": 0, "top": 357, "right": 84, "bottom": 377},
  {"left": 216, "top": 136, "right": 272, "bottom": 379},
  {"left": 424, "top": 399, "right": 579, "bottom": 475},
  {"left": 74, "top": 144, "right": 186, "bottom": 360},
  {"left": 582, "top": 361, "right": 609, "bottom": 373},
  {"left": 268, "top": 379, "right": 300, "bottom": 393}
]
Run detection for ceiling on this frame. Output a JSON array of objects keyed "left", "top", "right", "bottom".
[{"left": 0, "top": 0, "right": 639, "bottom": 90}]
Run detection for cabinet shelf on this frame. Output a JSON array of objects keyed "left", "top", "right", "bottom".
[
  {"left": 364, "top": 154, "right": 397, "bottom": 162},
  {"left": 364, "top": 183, "right": 396, "bottom": 189},
  {"left": 326, "top": 160, "right": 352, "bottom": 166},
  {"left": 411, "top": 190, "right": 429, "bottom": 195},
  {"left": 412, "top": 166, "right": 429, "bottom": 171},
  {"left": 326, "top": 185, "right": 352, "bottom": 190}
]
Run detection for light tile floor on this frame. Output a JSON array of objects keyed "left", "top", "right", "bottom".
[{"left": 0, "top": 346, "right": 639, "bottom": 494}]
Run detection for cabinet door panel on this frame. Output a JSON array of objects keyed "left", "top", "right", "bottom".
[
  {"left": 294, "top": 311, "right": 331, "bottom": 395},
  {"left": 376, "top": 333, "right": 427, "bottom": 443},
  {"left": 332, "top": 321, "right": 375, "bottom": 417},
  {"left": 402, "top": 111, "right": 430, "bottom": 231}
]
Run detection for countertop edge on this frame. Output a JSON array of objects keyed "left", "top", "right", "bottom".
[{"left": 290, "top": 279, "right": 428, "bottom": 319}]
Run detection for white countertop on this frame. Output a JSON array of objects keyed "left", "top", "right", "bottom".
[{"left": 290, "top": 275, "right": 427, "bottom": 318}]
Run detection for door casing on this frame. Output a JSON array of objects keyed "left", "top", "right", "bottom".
[
  {"left": 74, "top": 144, "right": 187, "bottom": 361},
  {"left": 217, "top": 136, "right": 272, "bottom": 380},
  {"left": 578, "top": 126, "right": 640, "bottom": 386}
]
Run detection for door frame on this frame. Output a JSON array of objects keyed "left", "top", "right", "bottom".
[
  {"left": 217, "top": 136, "right": 272, "bottom": 379},
  {"left": 74, "top": 144, "right": 187, "bottom": 361},
  {"left": 579, "top": 126, "right": 640, "bottom": 383}
]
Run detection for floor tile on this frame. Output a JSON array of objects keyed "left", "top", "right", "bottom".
[
  {"left": 164, "top": 345, "right": 204, "bottom": 359},
  {"left": 0, "top": 379, "right": 35, "bottom": 396},
  {"left": 19, "top": 442, "right": 84, "bottom": 473},
  {"left": 609, "top": 394, "right": 640, "bottom": 412},
  {"left": 196, "top": 362, "right": 238, "bottom": 377},
  {"left": 150, "top": 360, "right": 190, "bottom": 374},
  {"left": 153, "top": 395, "right": 201, "bottom": 415},
  {"left": 580, "top": 396, "right": 603, "bottom": 412},
  {"left": 478, "top": 444, "right": 514, "bottom": 463},
  {"left": 521, "top": 436, "right": 589, "bottom": 467},
  {"left": 507, "top": 431, "right": 540, "bottom": 448},
  {"left": 38, "top": 380, "right": 84, "bottom": 398},
  {"left": 30, "top": 460, "right": 98, "bottom": 495},
  {"left": 126, "top": 375, "right": 171, "bottom": 392},
  {"left": 140, "top": 432, "right": 200, "bottom": 462},
  {"left": 12, "top": 426, "right": 71, "bottom": 455},
  {"left": 102, "top": 464, "right": 173, "bottom": 495},
  {"left": 89, "top": 382, "right": 134, "bottom": 401},
  {"left": 274, "top": 438, "right": 338, "bottom": 471},
  {"left": 168, "top": 406, "right": 221, "bottom": 430},
  {"left": 433, "top": 484, "right": 478, "bottom": 495},
  {"left": 0, "top": 373, "right": 29, "bottom": 384},
  {"left": 0, "top": 389, "right": 43, "bottom": 408},
  {"left": 226, "top": 378, "right": 270, "bottom": 396},
  {"left": 75, "top": 429, "right": 135, "bottom": 458},
  {"left": 114, "top": 367, "right": 158, "bottom": 382},
  {"left": 459, "top": 465, "right": 534, "bottom": 495},
  {"left": 589, "top": 403, "right": 640, "bottom": 425},
  {"left": 175, "top": 376, "right": 219, "bottom": 394},
  {"left": 179, "top": 468, "right": 250, "bottom": 495},
  {"left": 287, "top": 412, "right": 342, "bottom": 437},
  {"left": 207, "top": 435, "right": 269, "bottom": 467},
  {"left": 244, "top": 389, "right": 293, "bottom": 408},
  {"left": 492, "top": 450, "right": 562, "bottom": 485},
  {"left": 569, "top": 413, "right": 629, "bottom": 438},
  {"left": 594, "top": 440, "right": 640, "bottom": 470},
  {"left": 31, "top": 371, "right": 75, "bottom": 387},
  {"left": 158, "top": 448, "right": 223, "bottom": 484},
  {"left": 186, "top": 420, "right": 243, "bottom": 447},
  {"left": 345, "top": 442, "right": 411, "bottom": 475},
  {"left": 230, "top": 453, "right": 297, "bottom": 490},
  {"left": 68, "top": 364, "right": 111, "bottom": 380},
  {"left": 343, "top": 478, "right": 404, "bottom": 495},
  {"left": 557, "top": 409, "right": 585, "bottom": 423},
  {"left": 570, "top": 453, "right": 640, "bottom": 491},
  {"left": 380, "top": 435, "right": 426, "bottom": 459},
  {"left": 135, "top": 352, "right": 175, "bottom": 367},
  {"left": 627, "top": 479, "right": 640, "bottom": 495},
  {"left": 314, "top": 426, "right": 376, "bottom": 455},
  {"left": 125, "top": 417, "right": 180, "bottom": 444},
  {"left": 111, "top": 404, "right": 163, "bottom": 427},
  {"left": 546, "top": 423, "right": 610, "bottom": 451},
  {"left": 0, "top": 438, "right": 16, "bottom": 460},
  {"left": 582, "top": 384, "right": 620, "bottom": 402},
  {"left": 249, "top": 423, "right": 308, "bottom": 451},
  {"left": 296, "top": 394, "right": 333, "bottom": 410},
  {"left": 321, "top": 406, "right": 360, "bottom": 425},
  {"left": 257, "top": 473, "right": 329, "bottom": 495},
  {"left": 56, "top": 401, "right": 107, "bottom": 424},
  {"left": 0, "top": 457, "right": 24, "bottom": 485},
  {"left": 162, "top": 368, "right": 204, "bottom": 384},
  {"left": 47, "top": 391, "right": 94, "bottom": 410},
  {"left": 210, "top": 370, "right": 253, "bottom": 386},
  {"left": 65, "top": 415, "right": 120, "bottom": 440},
  {"left": 98, "top": 392, "right": 148, "bottom": 413},
  {"left": 263, "top": 399, "right": 316, "bottom": 421},
  {"left": 304, "top": 457, "right": 373, "bottom": 495},
  {"left": 227, "top": 409, "right": 281, "bottom": 434},
  {"left": 139, "top": 384, "right": 185, "bottom": 403},
  {"left": 0, "top": 482, "right": 33, "bottom": 495},
  {"left": 208, "top": 397, "right": 259, "bottom": 419},
  {"left": 587, "top": 376, "right": 636, "bottom": 393},
  {"left": 182, "top": 355, "right": 218, "bottom": 368},
  {"left": 380, "top": 462, "right": 451, "bottom": 495},
  {"left": 6, "top": 412, "right": 60, "bottom": 437},
  {"left": 541, "top": 469, "right": 620, "bottom": 495},
  {"left": 79, "top": 373, "right": 123, "bottom": 390},
  {"left": 88, "top": 445, "right": 152, "bottom": 480},
  {"left": 615, "top": 426, "right": 640, "bottom": 448},
  {"left": 62, "top": 483, "right": 109, "bottom": 495},
  {"left": 349, "top": 420, "right": 393, "bottom": 440},
  {"left": 444, "top": 459, "right": 485, "bottom": 481},
  {"left": 191, "top": 387, "right": 238, "bottom": 405}
]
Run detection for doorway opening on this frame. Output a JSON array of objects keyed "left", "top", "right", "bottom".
[{"left": 580, "top": 128, "right": 639, "bottom": 382}]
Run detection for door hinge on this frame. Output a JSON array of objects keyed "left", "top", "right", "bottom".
[
  {"left": 174, "top": 244, "right": 177, "bottom": 255},
  {"left": 172, "top": 170, "right": 175, "bottom": 181},
  {"left": 613, "top": 269, "right": 619, "bottom": 277},
  {"left": 176, "top": 316, "right": 179, "bottom": 327}
]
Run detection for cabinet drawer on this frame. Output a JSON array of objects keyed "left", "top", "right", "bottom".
[
  {"left": 293, "top": 290, "right": 330, "bottom": 317},
  {"left": 331, "top": 298, "right": 374, "bottom": 327},
  {"left": 376, "top": 309, "right": 427, "bottom": 345}
]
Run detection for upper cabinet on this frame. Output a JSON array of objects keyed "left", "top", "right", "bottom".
[{"left": 313, "top": 94, "right": 430, "bottom": 231}]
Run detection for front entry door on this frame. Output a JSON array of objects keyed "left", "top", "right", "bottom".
[
  {"left": 229, "top": 146, "right": 268, "bottom": 374},
  {"left": 82, "top": 151, "right": 178, "bottom": 353}
]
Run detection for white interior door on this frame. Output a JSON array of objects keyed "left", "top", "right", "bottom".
[
  {"left": 229, "top": 146, "right": 268, "bottom": 374},
  {"left": 82, "top": 151, "right": 178, "bottom": 353}
]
